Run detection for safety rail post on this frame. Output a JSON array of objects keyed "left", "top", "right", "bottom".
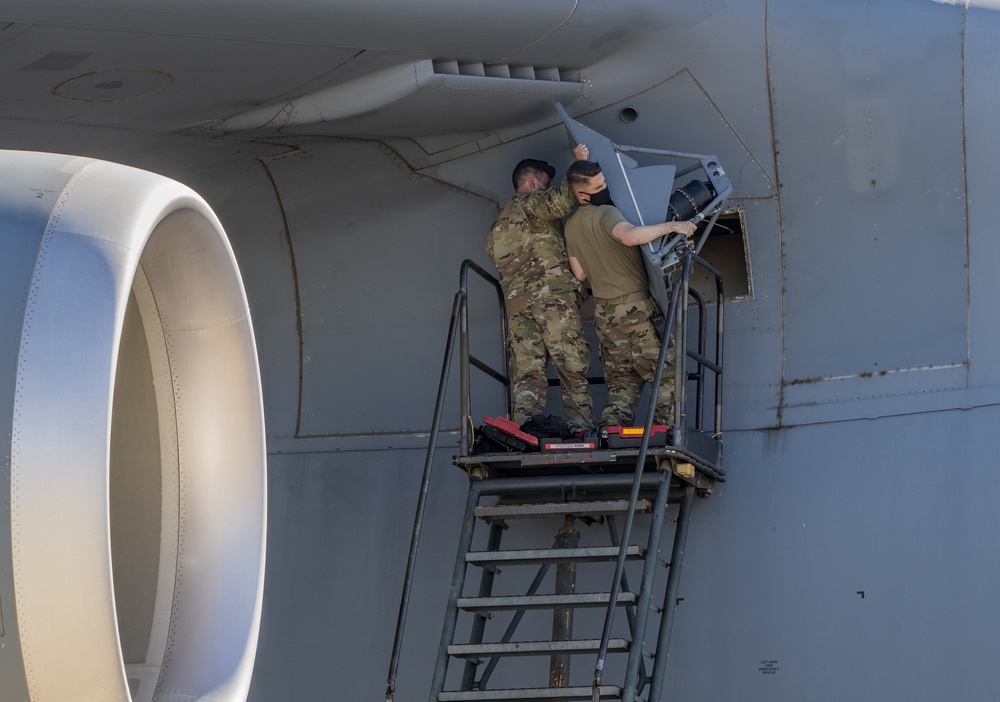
[
  {"left": 688, "top": 252, "right": 725, "bottom": 443},
  {"left": 687, "top": 288, "right": 708, "bottom": 432},
  {"left": 672, "top": 249, "right": 692, "bottom": 448},
  {"left": 459, "top": 259, "right": 509, "bottom": 455}
]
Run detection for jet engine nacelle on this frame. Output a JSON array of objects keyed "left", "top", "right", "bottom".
[{"left": 0, "top": 151, "right": 267, "bottom": 702}]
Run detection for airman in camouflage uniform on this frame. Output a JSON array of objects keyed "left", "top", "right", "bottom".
[
  {"left": 564, "top": 159, "right": 697, "bottom": 428},
  {"left": 485, "top": 146, "right": 595, "bottom": 433},
  {"left": 593, "top": 296, "right": 674, "bottom": 427}
]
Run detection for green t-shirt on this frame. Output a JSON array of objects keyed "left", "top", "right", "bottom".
[{"left": 565, "top": 204, "right": 647, "bottom": 299}]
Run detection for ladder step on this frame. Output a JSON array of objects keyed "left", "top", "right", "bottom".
[
  {"left": 466, "top": 545, "right": 645, "bottom": 567},
  {"left": 476, "top": 500, "right": 651, "bottom": 521},
  {"left": 458, "top": 592, "right": 637, "bottom": 612},
  {"left": 448, "top": 638, "right": 629, "bottom": 658},
  {"left": 439, "top": 686, "right": 622, "bottom": 701}
]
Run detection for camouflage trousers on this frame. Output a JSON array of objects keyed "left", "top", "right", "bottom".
[
  {"left": 507, "top": 294, "right": 595, "bottom": 433},
  {"left": 594, "top": 296, "right": 674, "bottom": 428}
]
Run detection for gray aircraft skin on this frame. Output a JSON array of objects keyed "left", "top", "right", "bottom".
[{"left": 1, "top": 0, "right": 999, "bottom": 700}]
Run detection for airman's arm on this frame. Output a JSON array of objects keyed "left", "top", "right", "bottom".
[
  {"left": 523, "top": 179, "right": 576, "bottom": 221},
  {"left": 611, "top": 219, "right": 697, "bottom": 247},
  {"left": 522, "top": 143, "right": 588, "bottom": 221}
]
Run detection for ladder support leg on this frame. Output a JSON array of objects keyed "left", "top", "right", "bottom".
[
  {"left": 646, "top": 484, "right": 697, "bottom": 702},
  {"left": 621, "top": 472, "right": 672, "bottom": 702},
  {"left": 461, "top": 521, "right": 506, "bottom": 690},
  {"left": 549, "top": 515, "right": 580, "bottom": 688}
]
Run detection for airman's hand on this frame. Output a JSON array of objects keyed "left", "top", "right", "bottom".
[
  {"left": 674, "top": 220, "right": 697, "bottom": 238},
  {"left": 572, "top": 143, "right": 589, "bottom": 160}
]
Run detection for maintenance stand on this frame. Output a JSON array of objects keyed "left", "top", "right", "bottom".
[{"left": 386, "top": 235, "right": 726, "bottom": 702}]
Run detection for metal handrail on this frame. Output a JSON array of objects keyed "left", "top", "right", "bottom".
[
  {"left": 385, "top": 290, "right": 462, "bottom": 702},
  {"left": 459, "top": 259, "right": 510, "bottom": 455},
  {"left": 687, "top": 252, "right": 725, "bottom": 440},
  {"left": 591, "top": 251, "right": 689, "bottom": 700},
  {"left": 385, "top": 259, "right": 507, "bottom": 702},
  {"left": 592, "top": 242, "right": 726, "bottom": 701}
]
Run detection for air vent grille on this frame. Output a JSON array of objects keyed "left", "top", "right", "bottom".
[{"left": 432, "top": 60, "right": 581, "bottom": 83}]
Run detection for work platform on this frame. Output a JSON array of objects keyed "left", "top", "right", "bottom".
[{"left": 455, "top": 440, "right": 723, "bottom": 490}]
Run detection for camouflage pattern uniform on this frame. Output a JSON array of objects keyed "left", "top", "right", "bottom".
[
  {"left": 593, "top": 296, "right": 674, "bottom": 427},
  {"left": 486, "top": 180, "right": 595, "bottom": 432}
]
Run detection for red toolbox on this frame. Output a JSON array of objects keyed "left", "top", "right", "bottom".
[
  {"left": 482, "top": 416, "right": 540, "bottom": 451},
  {"left": 603, "top": 425, "right": 670, "bottom": 448}
]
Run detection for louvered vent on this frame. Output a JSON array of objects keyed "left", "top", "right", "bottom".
[{"left": 432, "top": 60, "right": 582, "bottom": 84}]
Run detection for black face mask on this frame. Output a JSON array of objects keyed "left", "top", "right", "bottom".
[{"left": 586, "top": 188, "right": 614, "bottom": 208}]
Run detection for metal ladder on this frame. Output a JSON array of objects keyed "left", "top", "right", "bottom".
[
  {"left": 386, "top": 247, "right": 725, "bottom": 702},
  {"left": 428, "top": 470, "right": 699, "bottom": 702}
]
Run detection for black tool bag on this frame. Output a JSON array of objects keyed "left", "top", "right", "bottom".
[{"left": 520, "top": 414, "right": 573, "bottom": 440}]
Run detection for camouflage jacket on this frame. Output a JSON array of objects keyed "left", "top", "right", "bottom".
[{"left": 485, "top": 179, "right": 582, "bottom": 316}]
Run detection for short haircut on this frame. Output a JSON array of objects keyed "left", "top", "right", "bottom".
[
  {"left": 566, "top": 160, "right": 603, "bottom": 188},
  {"left": 511, "top": 159, "right": 556, "bottom": 190}
]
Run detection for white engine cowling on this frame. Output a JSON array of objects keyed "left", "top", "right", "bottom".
[{"left": 0, "top": 150, "right": 267, "bottom": 702}]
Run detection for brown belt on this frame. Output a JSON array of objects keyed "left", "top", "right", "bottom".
[{"left": 595, "top": 291, "right": 647, "bottom": 305}]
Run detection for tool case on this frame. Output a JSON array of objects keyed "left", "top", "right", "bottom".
[
  {"left": 478, "top": 416, "right": 540, "bottom": 452},
  {"left": 603, "top": 425, "right": 670, "bottom": 448}
]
